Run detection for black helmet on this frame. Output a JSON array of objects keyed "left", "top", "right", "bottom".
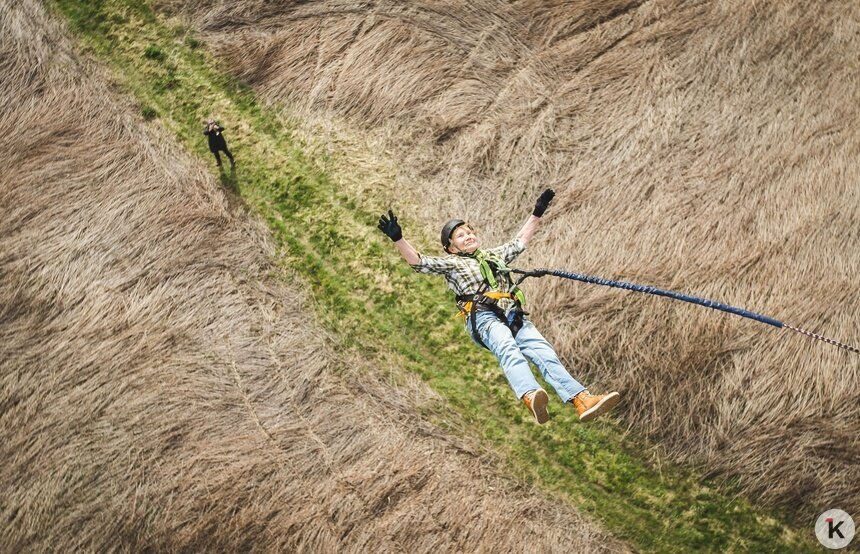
[{"left": 440, "top": 219, "right": 467, "bottom": 251}]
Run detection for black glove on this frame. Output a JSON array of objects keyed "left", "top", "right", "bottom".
[
  {"left": 377, "top": 209, "right": 403, "bottom": 242},
  {"left": 532, "top": 188, "right": 555, "bottom": 217}
]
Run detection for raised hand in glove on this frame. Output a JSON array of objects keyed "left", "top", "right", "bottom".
[
  {"left": 377, "top": 209, "right": 403, "bottom": 242},
  {"left": 532, "top": 188, "right": 556, "bottom": 217}
]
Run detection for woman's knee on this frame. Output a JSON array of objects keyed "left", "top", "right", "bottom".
[{"left": 488, "top": 334, "right": 526, "bottom": 361}]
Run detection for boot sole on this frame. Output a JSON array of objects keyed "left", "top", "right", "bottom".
[
  {"left": 579, "top": 392, "right": 621, "bottom": 422},
  {"left": 531, "top": 389, "right": 550, "bottom": 424}
]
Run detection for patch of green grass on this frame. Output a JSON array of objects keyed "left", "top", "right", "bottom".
[
  {"left": 50, "top": 1, "right": 819, "bottom": 551},
  {"left": 142, "top": 43, "right": 165, "bottom": 61},
  {"left": 184, "top": 35, "right": 202, "bottom": 49}
]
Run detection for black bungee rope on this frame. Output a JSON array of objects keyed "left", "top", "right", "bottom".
[{"left": 510, "top": 268, "right": 859, "bottom": 355}]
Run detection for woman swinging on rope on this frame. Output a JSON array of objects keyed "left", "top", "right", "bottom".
[{"left": 377, "top": 189, "right": 620, "bottom": 424}]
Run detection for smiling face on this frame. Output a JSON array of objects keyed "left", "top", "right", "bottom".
[{"left": 447, "top": 225, "right": 479, "bottom": 254}]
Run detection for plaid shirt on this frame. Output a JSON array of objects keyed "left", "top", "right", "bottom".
[{"left": 411, "top": 238, "right": 526, "bottom": 311}]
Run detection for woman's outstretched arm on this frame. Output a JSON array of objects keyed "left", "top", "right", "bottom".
[
  {"left": 394, "top": 237, "right": 421, "bottom": 265},
  {"left": 517, "top": 188, "right": 555, "bottom": 246},
  {"left": 378, "top": 209, "right": 421, "bottom": 264}
]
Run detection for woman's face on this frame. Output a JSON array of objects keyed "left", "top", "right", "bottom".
[{"left": 448, "top": 225, "right": 479, "bottom": 254}]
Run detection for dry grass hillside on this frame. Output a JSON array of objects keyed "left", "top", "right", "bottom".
[
  {"left": 166, "top": 0, "right": 860, "bottom": 513},
  {"left": 0, "top": 1, "right": 627, "bottom": 551}
]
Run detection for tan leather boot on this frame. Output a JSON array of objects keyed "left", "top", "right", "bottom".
[
  {"left": 572, "top": 390, "right": 620, "bottom": 422},
  {"left": 522, "top": 389, "right": 550, "bottom": 424}
]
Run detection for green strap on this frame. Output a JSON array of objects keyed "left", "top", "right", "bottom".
[
  {"left": 474, "top": 250, "right": 498, "bottom": 289},
  {"left": 513, "top": 287, "right": 527, "bottom": 307},
  {"left": 472, "top": 250, "right": 527, "bottom": 306}
]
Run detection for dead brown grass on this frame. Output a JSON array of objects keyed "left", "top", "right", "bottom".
[
  {"left": 165, "top": 0, "right": 860, "bottom": 514},
  {"left": 0, "top": 1, "right": 627, "bottom": 551}
]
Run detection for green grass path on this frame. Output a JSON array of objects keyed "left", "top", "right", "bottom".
[{"left": 51, "top": 1, "right": 817, "bottom": 551}]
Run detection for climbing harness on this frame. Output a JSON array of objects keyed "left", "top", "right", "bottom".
[
  {"left": 508, "top": 268, "right": 859, "bottom": 355},
  {"left": 452, "top": 250, "right": 528, "bottom": 349},
  {"left": 457, "top": 288, "right": 528, "bottom": 349}
]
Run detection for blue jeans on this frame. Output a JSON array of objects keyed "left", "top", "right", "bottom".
[{"left": 466, "top": 310, "right": 586, "bottom": 401}]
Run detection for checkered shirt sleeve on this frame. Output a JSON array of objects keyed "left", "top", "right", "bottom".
[{"left": 486, "top": 237, "right": 526, "bottom": 264}]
